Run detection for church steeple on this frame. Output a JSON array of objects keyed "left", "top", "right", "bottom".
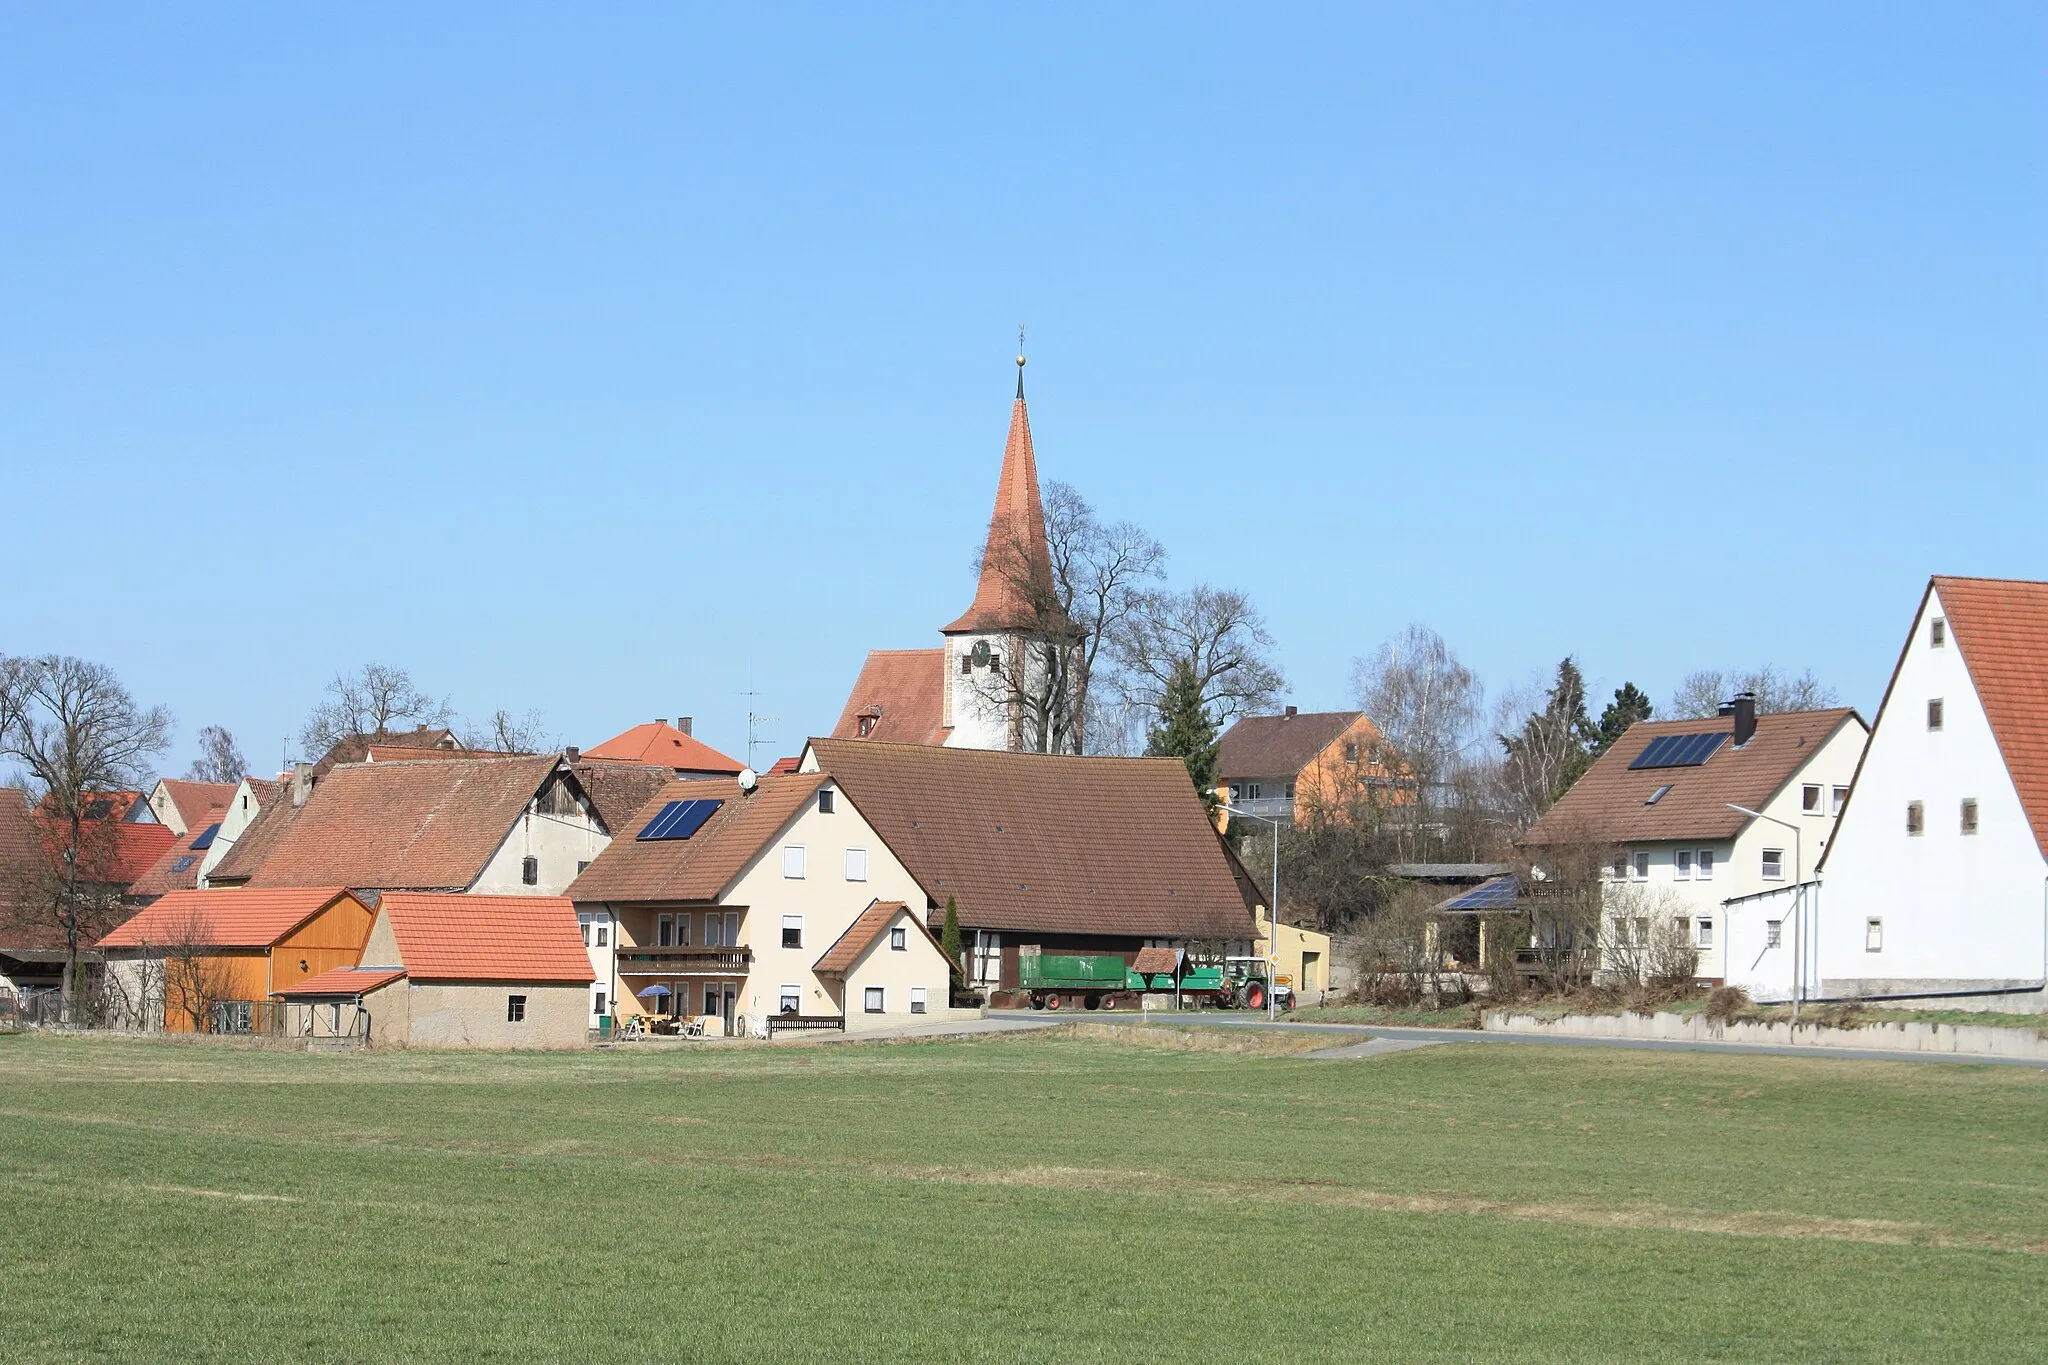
[{"left": 943, "top": 353, "right": 1057, "bottom": 635}]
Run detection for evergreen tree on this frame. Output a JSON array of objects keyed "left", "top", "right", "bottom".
[
  {"left": 1594, "top": 682, "right": 1654, "bottom": 755},
  {"left": 1147, "top": 660, "right": 1221, "bottom": 806},
  {"left": 940, "top": 897, "right": 964, "bottom": 991},
  {"left": 1498, "top": 657, "right": 1600, "bottom": 826}
]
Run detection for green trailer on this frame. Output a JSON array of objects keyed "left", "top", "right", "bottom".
[
  {"left": 1017, "top": 954, "right": 1136, "bottom": 1010},
  {"left": 1016, "top": 952, "right": 1292, "bottom": 1011}
]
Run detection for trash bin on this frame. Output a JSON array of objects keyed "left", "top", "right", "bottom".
[{"left": 597, "top": 1014, "right": 613, "bottom": 1042}]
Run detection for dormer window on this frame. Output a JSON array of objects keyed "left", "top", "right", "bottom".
[{"left": 856, "top": 715, "right": 876, "bottom": 738}]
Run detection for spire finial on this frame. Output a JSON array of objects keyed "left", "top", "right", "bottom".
[{"left": 1016, "top": 324, "right": 1026, "bottom": 398}]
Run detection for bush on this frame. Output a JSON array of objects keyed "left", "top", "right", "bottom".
[{"left": 1704, "top": 986, "right": 1754, "bottom": 1024}]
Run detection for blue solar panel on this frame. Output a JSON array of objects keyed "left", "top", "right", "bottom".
[
  {"left": 1442, "top": 874, "right": 1520, "bottom": 911},
  {"left": 1628, "top": 732, "right": 1729, "bottom": 770},
  {"left": 188, "top": 822, "right": 223, "bottom": 851},
  {"left": 636, "top": 798, "right": 725, "bottom": 841},
  {"left": 171, "top": 855, "right": 197, "bottom": 873}
]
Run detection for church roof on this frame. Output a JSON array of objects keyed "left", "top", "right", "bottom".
[
  {"left": 943, "top": 363, "right": 1059, "bottom": 635},
  {"left": 830, "top": 649, "right": 949, "bottom": 745}
]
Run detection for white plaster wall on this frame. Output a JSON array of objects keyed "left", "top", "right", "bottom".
[
  {"left": 942, "top": 632, "right": 1015, "bottom": 750},
  {"left": 471, "top": 801, "right": 612, "bottom": 895},
  {"left": 198, "top": 779, "right": 268, "bottom": 886},
  {"left": 1818, "top": 586, "right": 2048, "bottom": 989},
  {"left": 841, "top": 905, "right": 954, "bottom": 1029}
]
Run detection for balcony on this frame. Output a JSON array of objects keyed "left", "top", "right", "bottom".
[{"left": 617, "top": 948, "right": 753, "bottom": 976}]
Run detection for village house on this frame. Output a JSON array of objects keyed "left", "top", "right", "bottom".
[
  {"left": 0, "top": 787, "right": 175, "bottom": 1001},
  {"left": 1518, "top": 697, "right": 1868, "bottom": 985},
  {"left": 802, "top": 737, "right": 1263, "bottom": 998},
  {"left": 276, "top": 893, "right": 592, "bottom": 1048},
  {"left": 582, "top": 719, "right": 744, "bottom": 778},
  {"left": 193, "top": 776, "right": 284, "bottom": 887},
  {"left": 567, "top": 770, "right": 955, "bottom": 1035},
  {"left": 1793, "top": 576, "right": 2048, "bottom": 1010},
  {"left": 145, "top": 778, "right": 238, "bottom": 836},
  {"left": 1215, "top": 707, "right": 1407, "bottom": 827},
  {"left": 96, "top": 887, "right": 376, "bottom": 1033}
]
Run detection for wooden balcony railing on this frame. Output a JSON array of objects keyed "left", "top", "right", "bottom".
[{"left": 617, "top": 948, "right": 753, "bottom": 976}]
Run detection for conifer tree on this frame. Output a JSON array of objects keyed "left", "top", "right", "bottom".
[
  {"left": 1594, "top": 682, "right": 1654, "bottom": 755},
  {"left": 940, "top": 897, "right": 964, "bottom": 990},
  {"left": 1147, "top": 659, "right": 1221, "bottom": 807}
]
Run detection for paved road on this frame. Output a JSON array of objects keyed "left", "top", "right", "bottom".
[{"left": 987, "top": 1009, "right": 2048, "bottom": 1069}]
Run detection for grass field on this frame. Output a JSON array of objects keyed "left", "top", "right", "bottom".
[{"left": 3, "top": 1028, "right": 2046, "bottom": 1363}]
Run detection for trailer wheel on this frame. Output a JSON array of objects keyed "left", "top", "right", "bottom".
[
  {"left": 1046, "top": 994, "right": 1061, "bottom": 1010},
  {"left": 1081, "top": 993, "right": 1099, "bottom": 1011},
  {"left": 1029, "top": 994, "right": 1046, "bottom": 1011}
]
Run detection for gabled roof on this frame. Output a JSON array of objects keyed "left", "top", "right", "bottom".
[
  {"left": 154, "top": 780, "right": 239, "bottom": 834},
  {"left": 570, "top": 762, "right": 677, "bottom": 835},
  {"left": 568, "top": 773, "right": 827, "bottom": 903},
  {"left": 311, "top": 727, "right": 463, "bottom": 779},
  {"left": 584, "top": 722, "right": 744, "bottom": 774},
  {"left": 1217, "top": 710, "right": 1370, "bottom": 780},
  {"left": 944, "top": 378, "right": 1058, "bottom": 634},
  {"left": 1926, "top": 576, "right": 2048, "bottom": 858},
  {"left": 805, "top": 738, "right": 1260, "bottom": 939},
  {"left": 273, "top": 965, "right": 406, "bottom": 998},
  {"left": 126, "top": 803, "right": 230, "bottom": 898},
  {"left": 1520, "top": 710, "right": 1864, "bottom": 847},
  {"left": 830, "top": 649, "right": 948, "bottom": 745},
  {"left": 98, "top": 887, "right": 362, "bottom": 950},
  {"left": 376, "top": 893, "right": 592, "bottom": 983},
  {"left": 206, "top": 791, "right": 306, "bottom": 886},
  {"left": 813, "top": 900, "right": 943, "bottom": 974},
  {"left": 238, "top": 756, "right": 565, "bottom": 890}
]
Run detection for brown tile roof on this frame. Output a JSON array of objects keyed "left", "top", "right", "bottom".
[
  {"left": 126, "top": 802, "right": 231, "bottom": 898},
  {"left": 273, "top": 965, "right": 405, "bottom": 997},
  {"left": 155, "top": 780, "right": 238, "bottom": 833},
  {"left": 1521, "top": 709, "right": 1865, "bottom": 847},
  {"left": 570, "top": 762, "right": 677, "bottom": 835},
  {"left": 0, "top": 794, "right": 174, "bottom": 949},
  {"left": 567, "top": 773, "right": 826, "bottom": 903},
  {"left": 377, "top": 893, "right": 592, "bottom": 983},
  {"left": 1131, "top": 945, "right": 1179, "bottom": 976},
  {"left": 807, "top": 738, "right": 1260, "bottom": 939},
  {"left": 1927, "top": 576, "right": 2048, "bottom": 858},
  {"left": 583, "top": 722, "right": 744, "bottom": 774},
  {"left": 99, "top": 888, "right": 362, "bottom": 950},
  {"left": 1217, "top": 710, "right": 1369, "bottom": 779},
  {"left": 830, "top": 649, "right": 947, "bottom": 744},
  {"left": 813, "top": 900, "right": 943, "bottom": 974},
  {"left": 206, "top": 791, "right": 306, "bottom": 886},
  {"left": 239, "top": 756, "right": 562, "bottom": 890},
  {"left": 311, "top": 727, "right": 463, "bottom": 779},
  {"left": 944, "top": 385, "right": 1058, "bottom": 634}
]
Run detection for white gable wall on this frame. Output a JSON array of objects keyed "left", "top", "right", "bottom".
[
  {"left": 471, "top": 799, "right": 611, "bottom": 895},
  {"left": 1818, "top": 586, "right": 2048, "bottom": 995}
]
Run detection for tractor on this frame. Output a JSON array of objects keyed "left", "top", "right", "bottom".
[{"left": 1217, "top": 955, "right": 1294, "bottom": 1011}]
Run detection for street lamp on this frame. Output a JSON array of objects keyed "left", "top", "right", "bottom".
[
  {"left": 1219, "top": 804, "right": 1282, "bottom": 1022},
  {"left": 1727, "top": 803, "right": 1804, "bottom": 1021}
]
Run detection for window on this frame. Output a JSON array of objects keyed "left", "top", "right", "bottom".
[
  {"left": 911, "top": 986, "right": 928, "bottom": 1014},
  {"left": 521, "top": 854, "right": 539, "bottom": 886},
  {"left": 781, "top": 915, "right": 804, "bottom": 950},
  {"left": 705, "top": 985, "right": 722, "bottom": 1014},
  {"left": 1696, "top": 919, "right": 1714, "bottom": 949},
  {"left": 1632, "top": 917, "right": 1649, "bottom": 946},
  {"left": 972, "top": 931, "right": 1001, "bottom": 985},
  {"left": 594, "top": 991, "right": 607, "bottom": 1016},
  {"left": 1631, "top": 852, "right": 1650, "bottom": 881},
  {"left": 1285, "top": 781, "right": 1296, "bottom": 799},
  {"left": 1245, "top": 782, "right": 1261, "bottom": 801},
  {"left": 1927, "top": 698, "right": 1944, "bottom": 731},
  {"left": 596, "top": 924, "right": 608, "bottom": 947},
  {"left": 703, "top": 913, "right": 723, "bottom": 948},
  {"left": 1697, "top": 849, "right": 1714, "bottom": 880},
  {"left": 818, "top": 788, "right": 835, "bottom": 814},
  {"left": 507, "top": 995, "right": 527, "bottom": 1023},
  {"left": 1832, "top": 786, "right": 1849, "bottom": 816},
  {"left": 1907, "top": 801, "right": 1924, "bottom": 836},
  {"left": 890, "top": 925, "right": 907, "bottom": 950},
  {"left": 1645, "top": 784, "right": 1673, "bottom": 805},
  {"left": 1675, "top": 850, "right": 1693, "bottom": 880},
  {"left": 783, "top": 844, "right": 806, "bottom": 879},
  {"left": 1766, "top": 920, "right": 1782, "bottom": 948},
  {"left": 1761, "top": 848, "right": 1784, "bottom": 880},
  {"left": 864, "top": 986, "right": 885, "bottom": 1014},
  {"left": 1930, "top": 618, "right": 1946, "bottom": 647},
  {"left": 1961, "top": 798, "right": 1979, "bottom": 835},
  {"left": 779, "top": 984, "right": 801, "bottom": 1015},
  {"left": 959, "top": 654, "right": 973, "bottom": 675},
  {"left": 581, "top": 922, "right": 591, "bottom": 947},
  {"left": 844, "top": 847, "right": 868, "bottom": 882},
  {"left": 576, "top": 859, "right": 590, "bottom": 874},
  {"left": 658, "top": 914, "right": 674, "bottom": 947},
  {"left": 1229, "top": 784, "right": 1241, "bottom": 801},
  {"left": 1344, "top": 742, "right": 1360, "bottom": 763},
  {"left": 1609, "top": 853, "right": 1628, "bottom": 881},
  {"left": 1866, "top": 918, "right": 1884, "bottom": 953},
  {"left": 1802, "top": 784, "right": 1822, "bottom": 815},
  {"left": 857, "top": 715, "right": 876, "bottom": 738}
]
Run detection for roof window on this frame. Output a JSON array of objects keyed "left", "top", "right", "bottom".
[{"left": 1645, "top": 784, "right": 1673, "bottom": 805}]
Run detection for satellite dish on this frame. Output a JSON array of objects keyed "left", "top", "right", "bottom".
[
  {"left": 736, "top": 768, "right": 758, "bottom": 793},
  {"left": 971, "top": 640, "right": 991, "bottom": 667}
]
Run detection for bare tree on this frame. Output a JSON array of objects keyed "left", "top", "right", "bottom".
[
  {"left": 1114, "top": 584, "right": 1286, "bottom": 728},
  {"left": 462, "top": 708, "right": 553, "bottom": 755},
  {"left": 0, "top": 656, "right": 172, "bottom": 1019},
  {"left": 1348, "top": 625, "right": 1492, "bottom": 861},
  {"left": 299, "top": 663, "right": 451, "bottom": 756},
  {"left": 184, "top": 725, "right": 249, "bottom": 784},
  {"left": 153, "top": 905, "right": 233, "bottom": 1034},
  {"left": 1667, "top": 666, "right": 1840, "bottom": 720}
]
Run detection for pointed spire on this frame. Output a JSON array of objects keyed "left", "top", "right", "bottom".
[{"left": 943, "top": 351, "right": 1057, "bottom": 635}]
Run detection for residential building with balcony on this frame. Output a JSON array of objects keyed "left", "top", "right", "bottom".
[{"left": 1215, "top": 707, "right": 1407, "bottom": 828}]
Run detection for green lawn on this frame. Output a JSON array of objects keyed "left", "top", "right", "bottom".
[{"left": 2, "top": 1029, "right": 2045, "bottom": 1363}]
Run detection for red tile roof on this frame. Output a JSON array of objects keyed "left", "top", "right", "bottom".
[
  {"left": 830, "top": 649, "right": 947, "bottom": 745},
  {"left": 273, "top": 965, "right": 406, "bottom": 997},
  {"left": 568, "top": 773, "right": 827, "bottom": 903},
  {"left": 154, "top": 780, "right": 239, "bottom": 833},
  {"left": 766, "top": 757, "right": 802, "bottom": 775},
  {"left": 0, "top": 791, "right": 175, "bottom": 949},
  {"left": 806, "top": 738, "right": 1261, "bottom": 939},
  {"left": 1929, "top": 576, "right": 2048, "bottom": 858},
  {"left": 311, "top": 728, "right": 463, "bottom": 779},
  {"left": 377, "top": 893, "right": 592, "bottom": 983},
  {"left": 126, "top": 803, "right": 230, "bottom": 898},
  {"left": 99, "top": 887, "right": 362, "bottom": 950},
  {"left": 1131, "top": 945, "right": 1179, "bottom": 975},
  {"left": 239, "top": 756, "right": 562, "bottom": 890},
  {"left": 205, "top": 790, "right": 306, "bottom": 886},
  {"left": 944, "top": 385, "right": 1059, "bottom": 634},
  {"left": 584, "top": 723, "right": 743, "bottom": 774},
  {"left": 813, "top": 900, "right": 943, "bottom": 974},
  {"left": 1521, "top": 710, "right": 1865, "bottom": 847}
]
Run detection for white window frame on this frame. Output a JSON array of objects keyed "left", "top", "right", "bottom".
[
  {"left": 1832, "top": 786, "right": 1849, "bottom": 816},
  {"left": 781, "top": 915, "right": 803, "bottom": 950},
  {"left": 844, "top": 847, "right": 868, "bottom": 882},
  {"left": 818, "top": 788, "right": 835, "bottom": 814},
  {"left": 1802, "top": 784, "right": 1822, "bottom": 815},
  {"left": 1761, "top": 848, "right": 1784, "bottom": 881},
  {"left": 972, "top": 931, "right": 1001, "bottom": 986},
  {"left": 863, "top": 985, "right": 885, "bottom": 1014},
  {"left": 1631, "top": 851, "right": 1650, "bottom": 882},
  {"left": 1866, "top": 918, "right": 1884, "bottom": 953},
  {"left": 1696, "top": 919, "right": 1714, "bottom": 949},
  {"left": 779, "top": 983, "right": 801, "bottom": 1015},
  {"left": 782, "top": 844, "right": 806, "bottom": 879},
  {"left": 1765, "top": 920, "right": 1782, "bottom": 948},
  {"left": 1696, "top": 849, "right": 1714, "bottom": 880},
  {"left": 910, "top": 985, "right": 928, "bottom": 1014},
  {"left": 1674, "top": 849, "right": 1693, "bottom": 880},
  {"left": 890, "top": 925, "right": 907, "bottom": 951}
]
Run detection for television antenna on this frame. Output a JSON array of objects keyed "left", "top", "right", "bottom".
[{"left": 741, "top": 679, "right": 777, "bottom": 769}]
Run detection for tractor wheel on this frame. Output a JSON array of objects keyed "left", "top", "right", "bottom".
[
  {"left": 1084, "top": 993, "right": 1101, "bottom": 1011},
  {"left": 1029, "top": 994, "right": 1046, "bottom": 1011},
  {"left": 1245, "top": 982, "right": 1266, "bottom": 1010}
]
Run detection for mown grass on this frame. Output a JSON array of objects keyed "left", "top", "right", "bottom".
[{"left": 1, "top": 1029, "right": 2045, "bottom": 1363}]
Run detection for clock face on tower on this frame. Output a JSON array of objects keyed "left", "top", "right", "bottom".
[{"left": 971, "top": 640, "right": 991, "bottom": 668}]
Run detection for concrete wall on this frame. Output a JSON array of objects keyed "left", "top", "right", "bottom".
[
  {"left": 940, "top": 629, "right": 1079, "bottom": 753},
  {"left": 1485, "top": 1008, "right": 2048, "bottom": 1058},
  {"left": 1818, "top": 585, "right": 2048, "bottom": 991},
  {"left": 1251, "top": 906, "right": 1333, "bottom": 1000}
]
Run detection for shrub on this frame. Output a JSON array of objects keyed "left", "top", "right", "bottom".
[{"left": 1704, "top": 986, "right": 1754, "bottom": 1024}]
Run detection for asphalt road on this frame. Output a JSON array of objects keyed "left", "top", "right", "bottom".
[{"left": 987, "top": 1008, "right": 2048, "bottom": 1069}]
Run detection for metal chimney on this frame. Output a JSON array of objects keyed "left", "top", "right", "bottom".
[{"left": 1732, "top": 692, "right": 1757, "bottom": 747}]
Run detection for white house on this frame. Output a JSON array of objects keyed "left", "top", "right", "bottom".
[
  {"left": 1801, "top": 576, "right": 2048, "bottom": 1009},
  {"left": 1520, "top": 698, "right": 1868, "bottom": 983}
]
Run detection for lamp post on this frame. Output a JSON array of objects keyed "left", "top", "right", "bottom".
[
  {"left": 1727, "top": 803, "right": 1803, "bottom": 1021},
  {"left": 1220, "top": 804, "right": 1283, "bottom": 1022}
]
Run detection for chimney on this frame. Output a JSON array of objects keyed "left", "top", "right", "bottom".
[
  {"left": 292, "top": 761, "right": 315, "bottom": 808},
  {"left": 1284, "top": 706, "right": 1297, "bottom": 719},
  {"left": 1731, "top": 692, "right": 1757, "bottom": 747},
  {"left": 564, "top": 746, "right": 581, "bottom": 765},
  {"left": 416, "top": 723, "right": 428, "bottom": 733},
  {"left": 654, "top": 718, "right": 667, "bottom": 728},
  {"left": 679, "top": 716, "right": 693, "bottom": 736}
]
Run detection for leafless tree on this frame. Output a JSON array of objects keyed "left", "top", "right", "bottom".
[
  {"left": 1667, "top": 666, "right": 1840, "bottom": 720},
  {"left": 184, "top": 725, "right": 248, "bottom": 784},
  {"left": 462, "top": 708, "right": 553, "bottom": 755},
  {"left": 1114, "top": 584, "right": 1286, "bottom": 728},
  {"left": 152, "top": 905, "right": 233, "bottom": 1034},
  {"left": 0, "top": 657, "right": 172, "bottom": 1020},
  {"left": 1347, "top": 625, "right": 1501, "bottom": 861},
  {"left": 299, "top": 663, "right": 451, "bottom": 756}
]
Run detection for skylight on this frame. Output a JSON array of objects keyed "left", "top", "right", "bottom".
[
  {"left": 170, "top": 855, "right": 197, "bottom": 873},
  {"left": 188, "top": 822, "right": 223, "bottom": 851},
  {"left": 636, "top": 798, "right": 723, "bottom": 841},
  {"left": 1628, "top": 733, "right": 1729, "bottom": 770},
  {"left": 1645, "top": 785, "right": 1673, "bottom": 805}
]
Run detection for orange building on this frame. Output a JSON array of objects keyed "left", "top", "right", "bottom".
[
  {"left": 1216, "top": 707, "right": 1411, "bottom": 829},
  {"left": 97, "top": 887, "right": 376, "bottom": 1033}
]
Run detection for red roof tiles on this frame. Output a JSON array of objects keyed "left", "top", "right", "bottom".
[
  {"left": 99, "top": 888, "right": 362, "bottom": 950},
  {"left": 568, "top": 774, "right": 827, "bottom": 903},
  {"left": 812, "top": 900, "right": 942, "bottom": 974},
  {"left": 126, "top": 803, "right": 230, "bottom": 898},
  {"left": 830, "top": 649, "right": 947, "bottom": 745},
  {"left": 154, "top": 780, "right": 238, "bottom": 834},
  {"left": 1930, "top": 576, "right": 2048, "bottom": 858},
  {"left": 1218, "top": 710, "right": 1371, "bottom": 780},
  {"left": 273, "top": 965, "right": 406, "bottom": 997},
  {"left": 377, "top": 893, "right": 592, "bottom": 983},
  {"left": 944, "top": 389, "right": 1058, "bottom": 634},
  {"left": 584, "top": 722, "right": 743, "bottom": 774}
]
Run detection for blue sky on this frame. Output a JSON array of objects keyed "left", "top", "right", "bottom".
[{"left": 3, "top": 3, "right": 2041, "bottom": 774}]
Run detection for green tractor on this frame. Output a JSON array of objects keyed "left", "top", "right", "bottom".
[{"left": 1216, "top": 956, "right": 1294, "bottom": 1011}]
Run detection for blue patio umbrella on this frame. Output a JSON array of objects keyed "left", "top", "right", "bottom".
[{"left": 636, "top": 984, "right": 672, "bottom": 1000}]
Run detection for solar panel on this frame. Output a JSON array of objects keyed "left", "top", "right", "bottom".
[
  {"left": 1628, "top": 732, "right": 1730, "bottom": 770},
  {"left": 188, "top": 822, "right": 223, "bottom": 851},
  {"left": 170, "top": 855, "right": 197, "bottom": 873},
  {"left": 1442, "top": 875, "right": 1520, "bottom": 911},
  {"left": 636, "top": 798, "right": 725, "bottom": 841}
]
